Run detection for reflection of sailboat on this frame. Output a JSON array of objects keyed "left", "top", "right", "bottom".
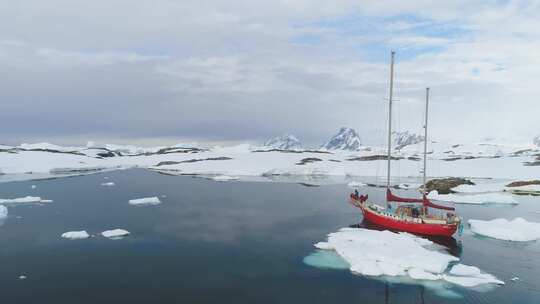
[{"left": 349, "top": 51, "right": 461, "bottom": 237}]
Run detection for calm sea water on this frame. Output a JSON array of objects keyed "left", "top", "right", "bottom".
[{"left": 0, "top": 169, "right": 539, "bottom": 303}]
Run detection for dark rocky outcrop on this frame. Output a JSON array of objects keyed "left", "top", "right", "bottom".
[
  {"left": 347, "top": 155, "right": 403, "bottom": 161},
  {"left": 155, "top": 157, "right": 232, "bottom": 167},
  {"left": 506, "top": 180, "right": 540, "bottom": 187},
  {"left": 295, "top": 157, "right": 322, "bottom": 165},
  {"left": 424, "top": 177, "right": 475, "bottom": 194}
]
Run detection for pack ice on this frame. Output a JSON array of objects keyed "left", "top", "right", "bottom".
[
  {"left": 468, "top": 218, "right": 540, "bottom": 241},
  {"left": 312, "top": 228, "right": 503, "bottom": 287}
]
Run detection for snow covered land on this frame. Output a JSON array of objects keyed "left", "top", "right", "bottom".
[{"left": 1, "top": 134, "right": 538, "bottom": 186}]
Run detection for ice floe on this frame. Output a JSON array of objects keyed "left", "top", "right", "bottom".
[
  {"left": 347, "top": 181, "right": 366, "bottom": 188},
  {"left": 0, "top": 196, "right": 52, "bottom": 204},
  {"left": 128, "top": 197, "right": 162, "bottom": 206},
  {"left": 212, "top": 175, "right": 239, "bottom": 181},
  {"left": 468, "top": 218, "right": 540, "bottom": 241},
  {"left": 101, "top": 229, "right": 130, "bottom": 239},
  {"left": 310, "top": 228, "right": 503, "bottom": 289},
  {"left": 0, "top": 205, "right": 7, "bottom": 218},
  {"left": 101, "top": 182, "right": 115, "bottom": 186},
  {"left": 61, "top": 230, "right": 90, "bottom": 240},
  {"left": 31, "top": 185, "right": 36, "bottom": 189},
  {"left": 427, "top": 191, "right": 518, "bottom": 205}
]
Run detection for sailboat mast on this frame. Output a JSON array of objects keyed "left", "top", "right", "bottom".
[
  {"left": 422, "top": 87, "right": 430, "bottom": 193},
  {"left": 386, "top": 51, "right": 395, "bottom": 195}
]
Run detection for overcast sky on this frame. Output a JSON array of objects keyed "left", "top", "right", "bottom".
[{"left": 1, "top": 1, "right": 539, "bottom": 147}]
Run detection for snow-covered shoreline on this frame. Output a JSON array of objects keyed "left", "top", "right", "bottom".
[{"left": 1, "top": 141, "right": 539, "bottom": 184}]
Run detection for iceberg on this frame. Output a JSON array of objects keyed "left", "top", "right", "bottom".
[
  {"left": 101, "top": 229, "right": 130, "bottom": 239},
  {"left": 61, "top": 230, "right": 90, "bottom": 240},
  {"left": 101, "top": 182, "right": 115, "bottom": 186},
  {"left": 347, "top": 181, "right": 366, "bottom": 188},
  {"left": 309, "top": 228, "right": 503, "bottom": 288},
  {"left": 468, "top": 218, "right": 540, "bottom": 241},
  {"left": 0, "top": 196, "right": 52, "bottom": 204},
  {"left": 427, "top": 191, "right": 518, "bottom": 205},
  {"left": 128, "top": 197, "right": 162, "bottom": 206},
  {"left": 212, "top": 175, "right": 239, "bottom": 181}
]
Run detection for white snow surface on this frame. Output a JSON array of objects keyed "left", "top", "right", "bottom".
[
  {"left": 468, "top": 218, "right": 540, "bottom": 241},
  {"left": 0, "top": 196, "right": 52, "bottom": 204},
  {"left": 0, "top": 205, "right": 7, "bottom": 218},
  {"left": 313, "top": 228, "right": 503, "bottom": 287},
  {"left": 427, "top": 191, "right": 518, "bottom": 205},
  {"left": 101, "top": 229, "right": 130, "bottom": 238},
  {"left": 128, "top": 197, "right": 161, "bottom": 206},
  {"left": 61, "top": 230, "right": 90, "bottom": 240}
]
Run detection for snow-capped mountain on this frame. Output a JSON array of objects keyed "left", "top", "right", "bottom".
[
  {"left": 534, "top": 135, "right": 540, "bottom": 147},
  {"left": 264, "top": 134, "right": 303, "bottom": 150},
  {"left": 393, "top": 131, "right": 425, "bottom": 149},
  {"left": 321, "top": 127, "right": 361, "bottom": 151}
]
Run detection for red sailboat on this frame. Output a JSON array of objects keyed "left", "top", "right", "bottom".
[{"left": 349, "top": 51, "right": 461, "bottom": 237}]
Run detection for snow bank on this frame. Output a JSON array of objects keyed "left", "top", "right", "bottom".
[
  {"left": 101, "top": 229, "right": 130, "bottom": 239},
  {"left": 212, "top": 175, "right": 239, "bottom": 181},
  {"left": 0, "top": 196, "right": 52, "bottom": 204},
  {"left": 311, "top": 228, "right": 503, "bottom": 288},
  {"left": 0, "top": 205, "right": 7, "bottom": 218},
  {"left": 61, "top": 230, "right": 90, "bottom": 240},
  {"left": 427, "top": 191, "right": 518, "bottom": 205},
  {"left": 101, "top": 182, "right": 115, "bottom": 186},
  {"left": 468, "top": 218, "right": 540, "bottom": 241},
  {"left": 128, "top": 197, "right": 161, "bottom": 206}
]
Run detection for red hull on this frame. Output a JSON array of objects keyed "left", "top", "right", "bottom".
[{"left": 361, "top": 208, "right": 457, "bottom": 237}]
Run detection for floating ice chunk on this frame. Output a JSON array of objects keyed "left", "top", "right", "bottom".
[
  {"left": 31, "top": 185, "right": 36, "bottom": 189},
  {"left": 428, "top": 191, "right": 518, "bottom": 205},
  {"left": 101, "top": 182, "right": 115, "bottom": 186},
  {"left": 309, "top": 228, "right": 504, "bottom": 289},
  {"left": 61, "top": 230, "right": 90, "bottom": 240},
  {"left": 212, "top": 175, "right": 239, "bottom": 181},
  {"left": 443, "top": 273, "right": 504, "bottom": 287},
  {"left": 449, "top": 264, "right": 482, "bottom": 277},
  {"left": 511, "top": 277, "right": 519, "bottom": 282},
  {"left": 128, "top": 197, "right": 161, "bottom": 206},
  {"left": 0, "top": 205, "right": 7, "bottom": 218},
  {"left": 18, "top": 275, "right": 27, "bottom": 280},
  {"left": 101, "top": 229, "right": 130, "bottom": 239},
  {"left": 347, "top": 181, "right": 366, "bottom": 188},
  {"left": 468, "top": 218, "right": 540, "bottom": 241},
  {"left": 314, "top": 228, "right": 458, "bottom": 278},
  {"left": 0, "top": 196, "right": 52, "bottom": 204}
]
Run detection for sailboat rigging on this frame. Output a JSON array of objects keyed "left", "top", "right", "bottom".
[{"left": 349, "top": 51, "right": 461, "bottom": 237}]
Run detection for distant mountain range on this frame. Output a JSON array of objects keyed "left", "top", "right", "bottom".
[
  {"left": 264, "top": 128, "right": 427, "bottom": 151},
  {"left": 264, "top": 134, "right": 303, "bottom": 150},
  {"left": 320, "top": 127, "right": 362, "bottom": 151},
  {"left": 393, "top": 131, "right": 425, "bottom": 149}
]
